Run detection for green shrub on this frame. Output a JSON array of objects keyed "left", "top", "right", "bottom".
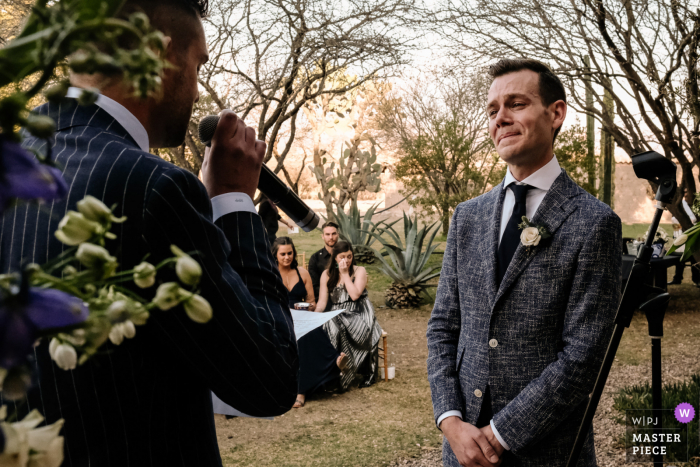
[{"left": 330, "top": 200, "right": 397, "bottom": 263}]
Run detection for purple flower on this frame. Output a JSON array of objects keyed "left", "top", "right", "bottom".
[
  {"left": 0, "top": 136, "right": 68, "bottom": 215},
  {"left": 0, "top": 288, "right": 88, "bottom": 369}
]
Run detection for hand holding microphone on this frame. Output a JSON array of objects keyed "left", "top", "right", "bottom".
[
  {"left": 199, "top": 113, "right": 320, "bottom": 232},
  {"left": 201, "top": 110, "right": 266, "bottom": 199}
]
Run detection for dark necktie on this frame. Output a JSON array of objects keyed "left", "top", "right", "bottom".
[{"left": 497, "top": 184, "right": 532, "bottom": 285}]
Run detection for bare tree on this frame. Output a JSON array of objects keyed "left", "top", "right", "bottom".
[
  {"left": 436, "top": 0, "right": 700, "bottom": 229},
  {"left": 197, "top": 0, "right": 414, "bottom": 188},
  {"left": 377, "top": 70, "right": 506, "bottom": 234},
  {"left": 301, "top": 76, "right": 388, "bottom": 216}
]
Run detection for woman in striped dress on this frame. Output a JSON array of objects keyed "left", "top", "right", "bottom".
[{"left": 315, "top": 241, "right": 383, "bottom": 389}]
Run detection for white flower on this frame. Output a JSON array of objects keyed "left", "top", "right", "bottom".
[
  {"left": 133, "top": 262, "right": 156, "bottom": 288},
  {"left": 171, "top": 245, "right": 202, "bottom": 286},
  {"left": 180, "top": 292, "right": 213, "bottom": 324},
  {"left": 76, "top": 243, "right": 117, "bottom": 278},
  {"left": 520, "top": 226, "right": 542, "bottom": 247},
  {"left": 674, "top": 234, "right": 688, "bottom": 246},
  {"left": 152, "top": 282, "right": 182, "bottom": 310},
  {"left": 108, "top": 321, "right": 136, "bottom": 345},
  {"left": 27, "top": 418, "right": 64, "bottom": 453},
  {"left": 60, "top": 329, "right": 86, "bottom": 347},
  {"left": 27, "top": 434, "right": 64, "bottom": 467},
  {"left": 49, "top": 338, "right": 60, "bottom": 358},
  {"left": 0, "top": 419, "right": 30, "bottom": 465},
  {"left": 0, "top": 409, "right": 64, "bottom": 467},
  {"left": 76, "top": 243, "right": 115, "bottom": 268},
  {"left": 76, "top": 196, "right": 113, "bottom": 224},
  {"left": 105, "top": 300, "right": 129, "bottom": 323},
  {"left": 50, "top": 342, "right": 78, "bottom": 370},
  {"left": 54, "top": 211, "right": 101, "bottom": 245},
  {"left": 129, "top": 303, "right": 150, "bottom": 326}
]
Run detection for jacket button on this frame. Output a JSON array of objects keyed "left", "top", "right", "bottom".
[
  {"left": 489, "top": 339, "right": 498, "bottom": 348},
  {"left": 474, "top": 389, "right": 482, "bottom": 398}
]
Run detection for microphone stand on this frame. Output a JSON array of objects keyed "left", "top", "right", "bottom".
[{"left": 566, "top": 177, "right": 676, "bottom": 467}]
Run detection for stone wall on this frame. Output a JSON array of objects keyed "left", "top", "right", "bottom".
[{"left": 614, "top": 163, "right": 698, "bottom": 225}]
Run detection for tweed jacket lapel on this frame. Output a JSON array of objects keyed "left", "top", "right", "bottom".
[
  {"left": 484, "top": 180, "right": 507, "bottom": 305},
  {"left": 492, "top": 169, "right": 580, "bottom": 307}
]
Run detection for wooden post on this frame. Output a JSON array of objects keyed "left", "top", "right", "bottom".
[{"left": 383, "top": 334, "right": 389, "bottom": 382}]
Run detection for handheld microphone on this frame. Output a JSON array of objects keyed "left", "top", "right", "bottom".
[{"left": 198, "top": 115, "right": 320, "bottom": 232}]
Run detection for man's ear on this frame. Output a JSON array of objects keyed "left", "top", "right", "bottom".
[
  {"left": 159, "top": 36, "right": 173, "bottom": 58},
  {"left": 551, "top": 100, "right": 567, "bottom": 135}
]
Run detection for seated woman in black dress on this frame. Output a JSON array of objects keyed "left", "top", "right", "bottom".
[{"left": 272, "top": 237, "right": 347, "bottom": 408}]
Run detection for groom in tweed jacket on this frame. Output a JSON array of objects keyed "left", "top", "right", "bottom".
[{"left": 427, "top": 59, "right": 622, "bottom": 467}]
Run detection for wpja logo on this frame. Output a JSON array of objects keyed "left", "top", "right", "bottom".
[{"left": 625, "top": 405, "right": 694, "bottom": 463}]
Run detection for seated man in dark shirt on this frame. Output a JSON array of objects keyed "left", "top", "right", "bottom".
[{"left": 308, "top": 221, "right": 339, "bottom": 301}]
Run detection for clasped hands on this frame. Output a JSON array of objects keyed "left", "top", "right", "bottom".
[
  {"left": 201, "top": 110, "right": 266, "bottom": 199},
  {"left": 441, "top": 417, "right": 504, "bottom": 467}
]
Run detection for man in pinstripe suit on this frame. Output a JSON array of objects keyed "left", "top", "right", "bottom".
[
  {"left": 0, "top": 1, "right": 298, "bottom": 465},
  {"left": 427, "top": 59, "right": 622, "bottom": 466}
]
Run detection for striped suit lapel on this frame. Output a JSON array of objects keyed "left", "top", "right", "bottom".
[{"left": 39, "top": 99, "right": 138, "bottom": 151}]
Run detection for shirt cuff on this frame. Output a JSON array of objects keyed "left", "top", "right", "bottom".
[
  {"left": 437, "top": 410, "right": 463, "bottom": 429},
  {"left": 490, "top": 419, "right": 511, "bottom": 451},
  {"left": 211, "top": 193, "right": 257, "bottom": 221}
]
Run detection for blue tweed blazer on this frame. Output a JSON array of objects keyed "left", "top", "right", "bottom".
[
  {"left": 427, "top": 170, "right": 622, "bottom": 467},
  {"left": 0, "top": 99, "right": 298, "bottom": 466}
]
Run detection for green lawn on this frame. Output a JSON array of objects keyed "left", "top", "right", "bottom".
[{"left": 622, "top": 223, "right": 675, "bottom": 242}]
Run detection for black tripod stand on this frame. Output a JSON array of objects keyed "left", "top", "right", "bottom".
[{"left": 567, "top": 151, "right": 677, "bottom": 467}]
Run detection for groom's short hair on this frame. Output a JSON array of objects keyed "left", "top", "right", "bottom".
[
  {"left": 120, "top": 0, "right": 209, "bottom": 19},
  {"left": 488, "top": 59, "right": 566, "bottom": 141}
]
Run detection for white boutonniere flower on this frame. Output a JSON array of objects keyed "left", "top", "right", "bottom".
[
  {"left": 518, "top": 217, "right": 552, "bottom": 250},
  {"left": 520, "top": 226, "right": 542, "bottom": 246}
]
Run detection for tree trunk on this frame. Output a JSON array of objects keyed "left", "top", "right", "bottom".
[
  {"left": 600, "top": 87, "right": 615, "bottom": 207},
  {"left": 584, "top": 56, "right": 596, "bottom": 193},
  {"left": 442, "top": 213, "right": 450, "bottom": 236}
]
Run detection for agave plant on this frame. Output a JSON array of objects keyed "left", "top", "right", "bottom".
[
  {"left": 331, "top": 200, "right": 397, "bottom": 263},
  {"left": 370, "top": 213, "right": 441, "bottom": 308}
]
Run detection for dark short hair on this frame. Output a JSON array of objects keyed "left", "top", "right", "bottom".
[
  {"left": 488, "top": 58, "right": 566, "bottom": 141},
  {"left": 322, "top": 221, "right": 339, "bottom": 232},
  {"left": 272, "top": 237, "right": 298, "bottom": 270},
  {"left": 121, "top": 0, "right": 209, "bottom": 18}
]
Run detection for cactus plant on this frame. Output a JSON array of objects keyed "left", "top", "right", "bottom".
[
  {"left": 311, "top": 134, "right": 384, "bottom": 216},
  {"left": 331, "top": 200, "right": 397, "bottom": 263},
  {"left": 370, "top": 213, "right": 441, "bottom": 308}
]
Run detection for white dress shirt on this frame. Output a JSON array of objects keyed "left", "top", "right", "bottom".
[
  {"left": 437, "top": 155, "right": 562, "bottom": 451},
  {"left": 66, "top": 87, "right": 256, "bottom": 221}
]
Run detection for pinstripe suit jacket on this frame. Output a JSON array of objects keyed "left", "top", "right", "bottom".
[
  {"left": 0, "top": 99, "right": 298, "bottom": 467},
  {"left": 427, "top": 171, "right": 622, "bottom": 467}
]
